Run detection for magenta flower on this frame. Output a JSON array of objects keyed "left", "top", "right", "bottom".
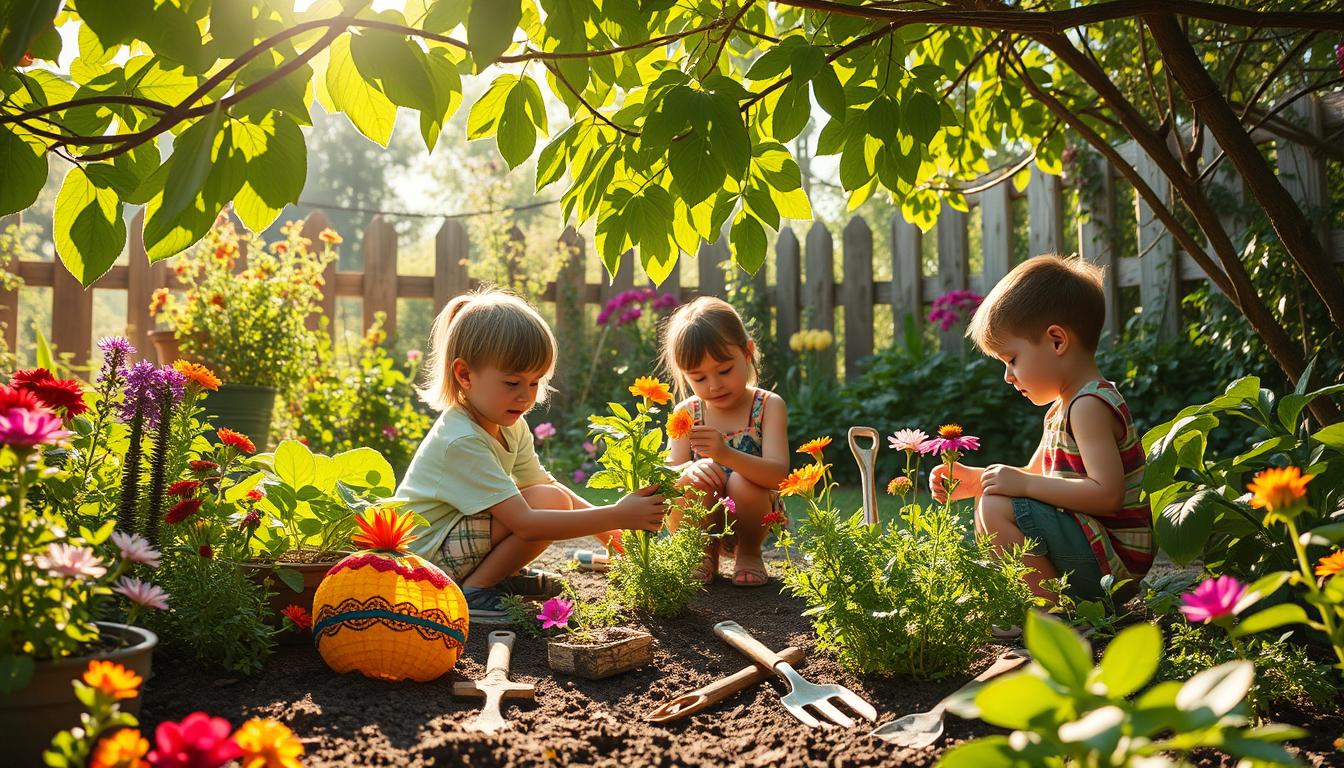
[
  {"left": 919, "top": 425, "right": 980, "bottom": 455},
  {"left": 888, "top": 428, "right": 931, "bottom": 453},
  {"left": 1179, "top": 575, "right": 1246, "bottom": 624},
  {"left": 572, "top": 468, "right": 587, "bottom": 484},
  {"left": 35, "top": 543, "right": 106, "bottom": 580},
  {"left": 721, "top": 496, "right": 737, "bottom": 515},
  {"left": 533, "top": 422, "right": 557, "bottom": 442},
  {"left": 149, "top": 712, "right": 242, "bottom": 768},
  {"left": 583, "top": 441, "right": 597, "bottom": 456},
  {"left": 111, "top": 531, "right": 162, "bottom": 568},
  {"left": 537, "top": 597, "right": 574, "bottom": 630},
  {"left": 381, "top": 425, "right": 399, "bottom": 440},
  {"left": 114, "top": 576, "right": 170, "bottom": 611},
  {"left": 0, "top": 406, "right": 71, "bottom": 447},
  {"left": 406, "top": 349, "right": 422, "bottom": 363}
]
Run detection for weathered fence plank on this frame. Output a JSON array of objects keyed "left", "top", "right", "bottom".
[
  {"left": 696, "top": 239, "right": 727, "bottom": 298},
  {"left": 125, "top": 210, "right": 153, "bottom": 355},
  {"left": 1134, "top": 148, "right": 1181, "bottom": 338},
  {"left": 805, "top": 221, "right": 835, "bottom": 373},
  {"left": 980, "top": 185, "right": 1013, "bottom": 287},
  {"left": 890, "top": 213, "right": 923, "bottom": 345},
  {"left": 775, "top": 227, "right": 801, "bottom": 350},
  {"left": 434, "top": 219, "right": 470, "bottom": 316},
  {"left": 362, "top": 215, "right": 397, "bottom": 337},
  {"left": 842, "top": 216, "right": 874, "bottom": 378},
  {"left": 935, "top": 207, "right": 970, "bottom": 352},
  {"left": 51, "top": 253, "right": 93, "bottom": 366},
  {"left": 1077, "top": 161, "right": 1120, "bottom": 344},
  {"left": 1, "top": 213, "right": 22, "bottom": 355},
  {"left": 1029, "top": 167, "right": 1065, "bottom": 256}
]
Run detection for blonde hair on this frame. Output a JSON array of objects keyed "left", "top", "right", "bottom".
[
  {"left": 660, "top": 296, "right": 758, "bottom": 400},
  {"left": 967, "top": 254, "right": 1107, "bottom": 353},
  {"left": 419, "top": 288, "right": 557, "bottom": 411}
]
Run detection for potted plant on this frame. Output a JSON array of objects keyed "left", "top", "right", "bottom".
[
  {"left": 0, "top": 358, "right": 170, "bottom": 765},
  {"left": 151, "top": 216, "right": 338, "bottom": 448},
  {"left": 505, "top": 590, "right": 653, "bottom": 680},
  {"left": 242, "top": 438, "right": 398, "bottom": 628}
]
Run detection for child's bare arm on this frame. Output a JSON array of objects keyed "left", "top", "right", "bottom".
[
  {"left": 696, "top": 394, "right": 790, "bottom": 490},
  {"left": 490, "top": 486, "right": 666, "bottom": 541},
  {"left": 981, "top": 397, "right": 1125, "bottom": 515}
]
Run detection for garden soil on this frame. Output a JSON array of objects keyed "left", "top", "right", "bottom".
[{"left": 141, "top": 539, "right": 1343, "bottom": 767}]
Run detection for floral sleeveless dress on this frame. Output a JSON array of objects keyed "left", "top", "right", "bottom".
[{"left": 689, "top": 388, "right": 787, "bottom": 517}]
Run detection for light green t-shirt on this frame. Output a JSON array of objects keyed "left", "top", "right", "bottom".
[{"left": 396, "top": 407, "right": 552, "bottom": 559}]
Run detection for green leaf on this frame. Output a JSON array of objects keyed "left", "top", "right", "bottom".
[
  {"left": 350, "top": 28, "right": 436, "bottom": 113},
  {"left": 0, "top": 0, "right": 60, "bottom": 67},
  {"left": 34, "top": 326, "right": 54, "bottom": 371},
  {"left": 902, "top": 90, "right": 941, "bottom": 144},
  {"left": 771, "top": 79, "right": 811, "bottom": 143},
  {"left": 0, "top": 126, "right": 47, "bottom": 216},
  {"left": 1233, "top": 571, "right": 1289, "bottom": 615},
  {"left": 1278, "top": 383, "right": 1344, "bottom": 433},
  {"left": 586, "top": 468, "right": 626, "bottom": 490},
  {"left": 1155, "top": 489, "right": 1218, "bottom": 566},
  {"left": 1301, "top": 521, "right": 1344, "bottom": 547},
  {"left": 467, "top": 0, "right": 522, "bottom": 70},
  {"left": 233, "top": 114, "right": 307, "bottom": 232},
  {"left": 1312, "top": 422, "right": 1344, "bottom": 451},
  {"left": 424, "top": 0, "right": 467, "bottom": 32},
  {"left": 812, "top": 66, "right": 846, "bottom": 118},
  {"left": 326, "top": 35, "right": 397, "bottom": 146},
  {"left": 497, "top": 76, "right": 545, "bottom": 168},
  {"left": 1175, "top": 660, "right": 1253, "bottom": 720},
  {"left": 467, "top": 74, "right": 518, "bottom": 139},
  {"left": 274, "top": 439, "right": 318, "bottom": 489},
  {"left": 973, "top": 673, "right": 1064, "bottom": 729},
  {"left": 1231, "top": 602, "right": 1309, "bottom": 638},
  {"left": 937, "top": 737, "right": 1021, "bottom": 768},
  {"left": 1097, "top": 623, "right": 1160, "bottom": 697},
  {"left": 274, "top": 566, "right": 305, "bottom": 594},
  {"left": 156, "top": 105, "right": 225, "bottom": 231},
  {"left": 536, "top": 122, "right": 578, "bottom": 191},
  {"left": 1024, "top": 611, "right": 1092, "bottom": 691},
  {"left": 730, "top": 210, "right": 766, "bottom": 274},
  {"left": 54, "top": 166, "right": 127, "bottom": 286},
  {"left": 420, "top": 48, "right": 464, "bottom": 152}
]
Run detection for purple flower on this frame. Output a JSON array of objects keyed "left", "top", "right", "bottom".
[
  {"left": 119, "top": 363, "right": 184, "bottom": 427},
  {"left": 617, "top": 306, "right": 642, "bottom": 325},
  {"left": 596, "top": 308, "right": 612, "bottom": 326},
  {"left": 721, "top": 496, "right": 736, "bottom": 515},
  {"left": 653, "top": 293, "right": 679, "bottom": 311},
  {"left": 0, "top": 406, "right": 70, "bottom": 447},
  {"left": 537, "top": 597, "right": 574, "bottom": 630},
  {"left": 533, "top": 422, "right": 557, "bottom": 442},
  {"left": 96, "top": 336, "right": 135, "bottom": 387},
  {"left": 381, "top": 425, "right": 399, "bottom": 440},
  {"left": 572, "top": 468, "right": 587, "bottom": 483},
  {"left": 1179, "top": 575, "right": 1245, "bottom": 624}
]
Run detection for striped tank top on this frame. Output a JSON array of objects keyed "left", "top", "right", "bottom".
[{"left": 1042, "top": 380, "right": 1153, "bottom": 580}]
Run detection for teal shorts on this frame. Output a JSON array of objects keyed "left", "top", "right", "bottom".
[{"left": 1012, "top": 497, "right": 1108, "bottom": 602}]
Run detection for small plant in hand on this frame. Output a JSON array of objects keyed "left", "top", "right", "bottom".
[
  {"left": 585, "top": 377, "right": 711, "bottom": 617},
  {"left": 779, "top": 427, "right": 1031, "bottom": 679}
]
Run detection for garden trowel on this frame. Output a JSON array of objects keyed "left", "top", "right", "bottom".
[{"left": 453, "top": 631, "right": 535, "bottom": 733}]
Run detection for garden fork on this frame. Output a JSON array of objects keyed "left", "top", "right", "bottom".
[{"left": 714, "top": 620, "right": 876, "bottom": 728}]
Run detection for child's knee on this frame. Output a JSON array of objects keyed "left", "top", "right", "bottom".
[
  {"left": 726, "top": 472, "right": 769, "bottom": 508},
  {"left": 976, "top": 494, "right": 1018, "bottom": 534},
  {"left": 521, "top": 483, "right": 573, "bottom": 510}
]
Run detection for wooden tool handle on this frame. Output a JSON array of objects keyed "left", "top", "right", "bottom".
[
  {"left": 647, "top": 646, "right": 806, "bottom": 723},
  {"left": 485, "top": 631, "right": 516, "bottom": 677},
  {"left": 848, "top": 426, "right": 880, "bottom": 526},
  {"left": 972, "top": 649, "right": 1029, "bottom": 683},
  {"left": 713, "top": 621, "right": 785, "bottom": 671}
]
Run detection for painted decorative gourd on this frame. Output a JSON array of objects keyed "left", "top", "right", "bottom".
[{"left": 312, "top": 508, "right": 469, "bottom": 681}]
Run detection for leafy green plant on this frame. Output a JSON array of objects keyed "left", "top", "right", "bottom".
[
  {"left": 146, "top": 551, "right": 276, "bottom": 675},
  {"left": 585, "top": 377, "right": 709, "bottom": 617},
  {"left": 940, "top": 612, "right": 1306, "bottom": 767},
  {"left": 1142, "top": 367, "right": 1344, "bottom": 577},
  {"left": 502, "top": 585, "right": 624, "bottom": 644},
  {"left": 1160, "top": 621, "right": 1335, "bottom": 714}
]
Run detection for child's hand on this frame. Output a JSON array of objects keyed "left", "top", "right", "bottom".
[
  {"left": 930, "top": 462, "right": 981, "bottom": 502},
  {"left": 688, "top": 425, "right": 728, "bottom": 461},
  {"left": 677, "top": 458, "right": 726, "bottom": 494},
  {"left": 981, "top": 464, "right": 1030, "bottom": 497},
  {"left": 614, "top": 485, "right": 667, "bottom": 532}
]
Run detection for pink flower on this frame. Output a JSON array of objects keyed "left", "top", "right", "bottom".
[
  {"left": 888, "top": 428, "right": 931, "bottom": 453},
  {"left": 583, "top": 441, "right": 597, "bottom": 456},
  {"left": 36, "top": 543, "right": 106, "bottom": 580},
  {"left": 537, "top": 597, "right": 574, "bottom": 630},
  {"left": 572, "top": 468, "right": 587, "bottom": 484},
  {"left": 406, "top": 349, "right": 422, "bottom": 363},
  {"left": 0, "top": 406, "right": 71, "bottom": 447},
  {"left": 533, "top": 422, "right": 557, "bottom": 442},
  {"left": 1179, "top": 575, "right": 1245, "bottom": 624},
  {"left": 919, "top": 425, "right": 980, "bottom": 455},
  {"left": 114, "top": 576, "right": 170, "bottom": 611},
  {"left": 381, "top": 425, "right": 399, "bottom": 440},
  {"left": 149, "top": 712, "right": 242, "bottom": 768},
  {"left": 111, "top": 531, "right": 162, "bottom": 568},
  {"left": 721, "top": 496, "right": 737, "bottom": 515}
]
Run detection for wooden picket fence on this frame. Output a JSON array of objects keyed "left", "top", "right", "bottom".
[{"left": 3, "top": 99, "right": 1341, "bottom": 381}]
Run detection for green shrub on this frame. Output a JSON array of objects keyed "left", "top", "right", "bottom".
[{"left": 1160, "top": 621, "right": 1335, "bottom": 714}]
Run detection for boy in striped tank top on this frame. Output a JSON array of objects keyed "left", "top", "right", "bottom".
[{"left": 932, "top": 255, "right": 1152, "bottom": 604}]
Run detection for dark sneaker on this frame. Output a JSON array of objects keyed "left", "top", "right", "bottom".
[
  {"left": 463, "top": 586, "right": 514, "bottom": 626},
  {"left": 499, "top": 567, "right": 566, "bottom": 598}
]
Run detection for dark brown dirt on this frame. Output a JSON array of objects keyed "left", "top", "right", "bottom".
[{"left": 140, "top": 539, "right": 1344, "bottom": 767}]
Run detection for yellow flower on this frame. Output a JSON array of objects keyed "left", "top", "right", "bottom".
[
  {"left": 667, "top": 408, "right": 693, "bottom": 440},
  {"left": 1316, "top": 549, "right": 1344, "bottom": 578},
  {"left": 318, "top": 228, "right": 343, "bottom": 245},
  {"left": 1247, "top": 466, "right": 1311, "bottom": 519},
  {"left": 173, "top": 360, "right": 221, "bottom": 391},
  {"left": 629, "top": 376, "right": 671, "bottom": 405},
  {"left": 797, "top": 437, "right": 831, "bottom": 457},
  {"left": 938, "top": 424, "right": 964, "bottom": 439},
  {"left": 83, "top": 660, "right": 142, "bottom": 700},
  {"left": 234, "top": 718, "right": 305, "bottom": 768},
  {"left": 89, "top": 728, "right": 149, "bottom": 768},
  {"left": 778, "top": 463, "right": 828, "bottom": 497},
  {"left": 789, "top": 332, "right": 805, "bottom": 353}
]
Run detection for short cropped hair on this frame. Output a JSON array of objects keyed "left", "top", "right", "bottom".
[
  {"left": 967, "top": 254, "right": 1106, "bottom": 353},
  {"left": 419, "top": 288, "right": 557, "bottom": 411}
]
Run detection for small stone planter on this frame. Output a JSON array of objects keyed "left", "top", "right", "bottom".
[{"left": 547, "top": 627, "right": 653, "bottom": 680}]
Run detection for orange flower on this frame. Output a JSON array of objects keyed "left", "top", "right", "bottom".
[
  {"left": 778, "top": 463, "right": 828, "bottom": 497},
  {"left": 82, "top": 660, "right": 142, "bottom": 700},
  {"left": 667, "top": 408, "right": 693, "bottom": 440},
  {"left": 217, "top": 427, "right": 256, "bottom": 454},
  {"left": 629, "top": 376, "right": 671, "bottom": 405},
  {"left": 234, "top": 717, "right": 305, "bottom": 768},
  {"left": 887, "top": 476, "right": 913, "bottom": 495},
  {"left": 173, "top": 360, "right": 221, "bottom": 391},
  {"left": 1316, "top": 549, "right": 1344, "bottom": 578},
  {"left": 937, "top": 424, "right": 964, "bottom": 439},
  {"left": 318, "top": 228, "right": 343, "bottom": 245},
  {"left": 1247, "top": 466, "right": 1311, "bottom": 516},
  {"left": 797, "top": 437, "right": 831, "bottom": 457},
  {"left": 89, "top": 728, "right": 149, "bottom": 768},
  {"left": 352, "top": 507, "right": 417, "bottom": 552},
  {"left": 271, "top": 241, "right": 289, "bottom": 254},
  {"left": 148, "top": 288, "right": 170, "bottom": 317}
]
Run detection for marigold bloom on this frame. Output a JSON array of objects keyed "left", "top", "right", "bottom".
[
  {"left": 887, "top": 476, "right": 913, "bottom": 495},
  {"left": 762, "top": 510, "right": 787, "bottom": 527},
  {"left": 797, "top": 437, "right": 831, "bottom": 456},
  {"left": 280, "top": 605, "right": 312, "bottom": 631},
  {"left": 217, "top": 427, "right": 256, "bottom": 454},
  {"left": 89, "top": 727, "right": 150, "bottom": 768},
  {"left": 628, "top": 376, "right": 672, "bottom": 405},
  {"left": 83, "top": 660, "right": 143, "bottom": 700},
  {"left": 318, "top": 228, "right": 343, "bottom": 245},
  {"left": 666, "top": 408, "right": 693, "bottom": 440},
  {"left": 778, "top": 463, "right": 828, "bottom": 497},
  {"left": 234, "top": 718, "right": 305, "bottom": 768},
  {"left": 1247, "top": 466, "right": 1311, "bottom": 518},
  {"left": 1315, "top": 549, "right": 1344, "bottom": 578},
  {"left": 173, "top": 361, "right": 221, "bottom": 391},
  {"left": 189, "top": 460, "right": 219, "bottom": 473}
]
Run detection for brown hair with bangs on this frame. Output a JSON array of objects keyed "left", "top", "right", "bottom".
[
  {"left": 967, "top": 254, "right": 1107, "bottom": 354},
  {"left": 419, "top": 288, "right": 557, "bottom": 411},
  {"left": 661, "top": 296, "right": 758, "bottom": 400}
]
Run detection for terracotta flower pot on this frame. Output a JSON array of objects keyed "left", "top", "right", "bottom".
[
  {"left": 0, "top": 622, "right": 157, "bottom": 766},
  {"left": 547, "top": 627, "right": 654, "bottom": 680},
  {"left": 243, "top": 560, "right": 340, "bottom": 644},
  {"left": 148, "top": 329, "right": 180, "bottom": 366}
]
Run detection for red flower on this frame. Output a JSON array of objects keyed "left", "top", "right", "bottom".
[
  {"left": 240, "top": 511, "right": 261, "bottom": 530},
  {"left": 148, "top": 712, "right": 241, "bottom": 768},
  {"left": 762, "top": 510, "right": 788, "bottom": 528},
  {"left": 11, "top": 368, "right": 87, "bottom": 417},
  {"left": 167, "top": 480, "right": 201, "bottom": 497},
  {"left": 189, "top": 460, "right": 219, "bottom": 474},
  {"left": 0, "top": 385, "right": 41, "bottom": 412},
  {"left": 281, "top": 605, "right": 312, "bottom": 631},
  {"left": 246, "top": 489, "right": 264, "bottom": 502},
  {"left": 10, "top": 368, "right": 53, "bottom": 388},
  {"left": 164, "top": 498, "right": 203, "bottom": 525},
  {"left": 198, "top": 544, "right": 213, "bottom": 559},
  {"left": 217, "top": 428, "right": 255, "bottom": 454}
]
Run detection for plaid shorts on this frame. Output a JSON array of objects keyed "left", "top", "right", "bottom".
[{"left": 437, "top": 512, "right": 494, "bottom": 582}]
